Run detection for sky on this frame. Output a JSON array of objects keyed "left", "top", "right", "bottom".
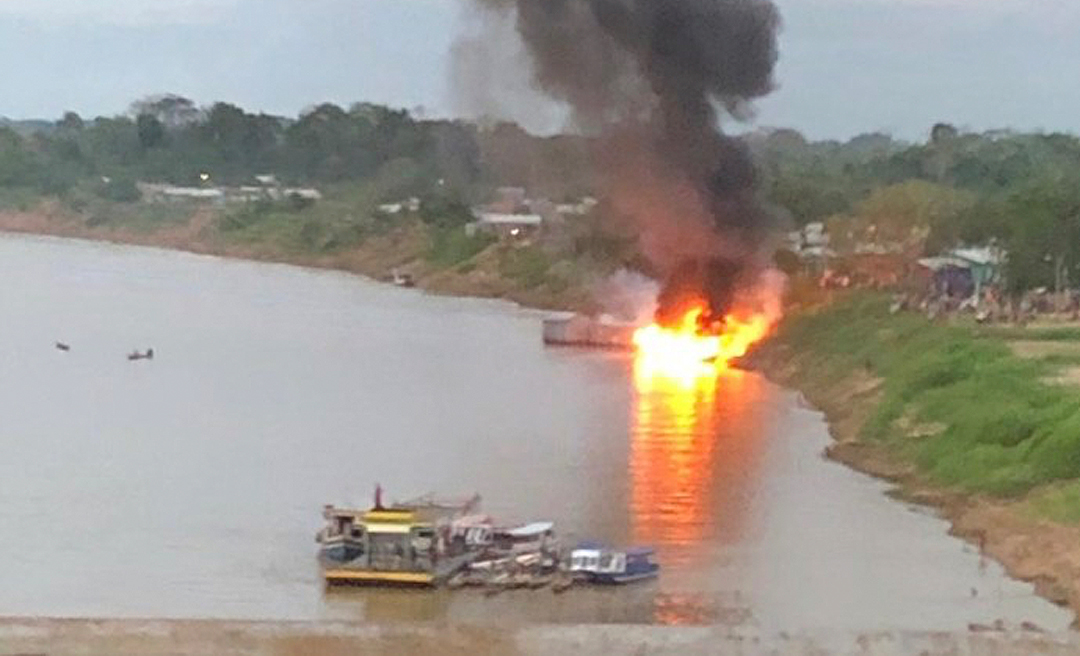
[{"left": 0, "top": 0, "right": 1078, "bottom": 141}]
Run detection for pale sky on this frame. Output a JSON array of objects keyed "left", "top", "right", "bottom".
[{"left": 0, "top": 0, "right": 1078, "bottom": 141}]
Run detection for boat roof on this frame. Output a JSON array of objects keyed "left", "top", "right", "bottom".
[
  {"left": 394, "top": 493, "right": 481, "bottom": 512},
  {"left": 323, "top": 492, "right": 480, "bottom": 527},
  {"left": 572, "top": 545, "right": 655, "bottom": 557},
  {"left": 452, "top": 514, "right": 493, "bottom": 527},
  {"left": 504, "top": 521, "right": 554, "bottom": 537},
  {"left": 572, "top": 548, "right": 602, "bottom": 557}
]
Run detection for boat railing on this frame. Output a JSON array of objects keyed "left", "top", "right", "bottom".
[{"left": 395, "top": 493, "right": 482, "bottom": 514}]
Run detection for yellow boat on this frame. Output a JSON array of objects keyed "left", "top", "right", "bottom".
[{"left": 318, "top": 491, "right": 484, "bottom": 586}]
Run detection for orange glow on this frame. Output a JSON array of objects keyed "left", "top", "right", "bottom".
[
  {"left": 629, "top": 354, "right": 770, "bottom": 582},
  {"left": 630, "top": 359, "right": 720, "bottom": 553},
  {"left": 632, "top": 304, "right": 772, "bottom": 385}
]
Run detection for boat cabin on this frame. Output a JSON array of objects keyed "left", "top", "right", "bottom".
[
  {"left": 320, "top": 506, "right": 366, "bottom": 541},
  {"left": 450, "top": 515, "right": 494, "bottom": 550},
  {"left": 570, "top": 545, "right": 659, "bottom": 584},
  {"left": 493, "top": 521, "right": 556, "bottom": 554},
  {"left": 319, "top": 494, "right": 481, "bottom": 586}
]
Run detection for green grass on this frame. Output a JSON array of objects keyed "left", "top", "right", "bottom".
[
  {"left": 0, "top": 186, "right": 42, "bottom": 211},
  {"left": 88, "top": 201, "right": 194, "bottom": 231},
  {"left": 499, "top": 245, "right": 552, "bottom": 289},
  {"left": 214, "top": 194, "right": 374, "bottom": 254},
  {"left": 427, "top": 228, "right": 493, "bottom": 268},
  {"left": 1021, "top": 482, "right": 1080, "bottom": 524},
  {"left": 1038, "top": 353, "right": 1080, "bottom": 371},
  {"left": 777, "top": 293, "right": 1080, "bottom": 497}
]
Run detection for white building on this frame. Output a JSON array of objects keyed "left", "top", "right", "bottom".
[{"left": 466, "top": 212, "right": 543, "bottom": 239}]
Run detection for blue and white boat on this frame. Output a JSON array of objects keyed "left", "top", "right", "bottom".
[
  {"left": 316, "top": 505, "right": 367, "bottom": 564},
  {"left": 570, "top": 544, "right": 660, "bottom": 584}
]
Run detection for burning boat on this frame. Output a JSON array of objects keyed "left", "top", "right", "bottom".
[
  {"left": 542, "top": 314, "right": 635, "bottom": 349},
  {"left": 317, "top": 489, "right": 485, "bottom": 586},
  {"left": 633, "top": 302, "right": 773, "bottom": 372}
]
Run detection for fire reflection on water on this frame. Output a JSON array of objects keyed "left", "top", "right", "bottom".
[
  {"left": 630, "top": 357, "right": 767, "bottom": 568},
  {"left": 630, "top": 358, "right": 768, "bottom": 625}
]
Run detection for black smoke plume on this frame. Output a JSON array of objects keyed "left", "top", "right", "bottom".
[{"left": 463, "top": 0, "right": 781, "bottom": 329}]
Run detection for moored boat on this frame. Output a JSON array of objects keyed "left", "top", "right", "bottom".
[
  {"left": 492, "top": 521, "right": 558, "bottom": 559},
  {"left": 317, "top": 488, "right": 483, "bottom": 586},
  {"left": 570, "top": 545, "right": 660, "bottom": 584},
  {"left": 316, "top": 506, "right": 367, "bottom": 562}
]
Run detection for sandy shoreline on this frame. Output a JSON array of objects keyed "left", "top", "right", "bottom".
[
  {"left": 0, "top": 617, "right": 1075, "bottom": 655},
  {"left": 747, "top": 340, "right": 1080, "bottom": 628}
]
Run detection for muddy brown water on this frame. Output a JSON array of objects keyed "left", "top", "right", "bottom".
[{"left": 0, "top": 233, "right": 1071, "bottom": 634}]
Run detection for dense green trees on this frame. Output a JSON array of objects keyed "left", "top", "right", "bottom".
[
  {"left": 756, "top": 125, "right": 1080, "bottom": 292},
  {"left": 0, "top": 98, "right": 490, "bottom": 198},
  {"left": 5, "top": 98, "right": 1080, "bottom": 293}
]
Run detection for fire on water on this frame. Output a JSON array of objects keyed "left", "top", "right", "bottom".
[{"left": 632, "top": 304, "right": 772, "bottom": 378}]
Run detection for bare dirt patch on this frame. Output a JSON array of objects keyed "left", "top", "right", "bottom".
[{"left": 1009, "top": 341, "right": 1080, "bottom": 360}]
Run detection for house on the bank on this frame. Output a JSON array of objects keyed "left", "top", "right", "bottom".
[
  {"left": 284, "top": 188, "right": 323, "bottom": 202},
  {"left": 139, "top": 183, "right": 225, "bottom": 204},
  {"left": 950, "top": 247, "right": 1004, "bottom": 294},
  {"left": 488, "top": 187, "right": 528, "bottom": 214},
  {"left": 377, "top": 197, "right": 421, "bottom": 215},
  {"left": 917, "top": 247, "right": 1005, "bottom": 299},
  {"left": 466, "top": 212, "right": 543, "bottom": 240}
]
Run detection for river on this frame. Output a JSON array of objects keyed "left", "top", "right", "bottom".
[{"left": 0, "top": 233, "right": 1071, "bottom": 634}]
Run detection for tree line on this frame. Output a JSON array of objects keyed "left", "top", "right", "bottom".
[
  {"left": 0, "top": 94, "right": 593, "bottom": 203},
  {"left": 756, "top": 124, "right": 1080, "bottom": 293},
  {"left": 3, "top": 95, "right": 1080, "bottom": 292}
]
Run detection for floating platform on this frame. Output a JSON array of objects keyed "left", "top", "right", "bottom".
[
  {"left": 542, "top": 315, "right": 635, "bottom": 350},
  {"left": 318, "top": 494, "right": 485, "bottom": 587},
  {"left": 323, "top": 569, "right": 435, "bottom": 586},
  {"left": 324, "top": 551, "right": 480, "bottom": 587}
]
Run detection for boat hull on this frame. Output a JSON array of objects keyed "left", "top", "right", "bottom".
[
  {"left": 322, "top": 552, "right": 480, "bottom": 588},
  {"left": 324, "top": 569, "right": 436, "bottom": 586},
  {"left": 590, "top": 569, "right": 659, "bottom": 585},
  {"left": 318, "top": 537, "right": 364, "bottom": 564}
]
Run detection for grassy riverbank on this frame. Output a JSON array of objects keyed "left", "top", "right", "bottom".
[
  {"left": 0, "top": 196, "right": 601, "bottom": 313},
  {"left": 752, "top": 293, "right": 1080, "bottom": 621}
]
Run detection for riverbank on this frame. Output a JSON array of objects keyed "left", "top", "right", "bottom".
[
  {"left": 0, "top": 617, "right": 1075, "bottom": 656},
  {"left": 0, "top": 201, "right": 596, "bottom": 314},
  {"left": 748, "top": 293, "right": 1080, "bottom": 624}
]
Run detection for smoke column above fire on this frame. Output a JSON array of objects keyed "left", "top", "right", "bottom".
[{"left": 458, "top": 0, "right": 782, "bottom": 329}]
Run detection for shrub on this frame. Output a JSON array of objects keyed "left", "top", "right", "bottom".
[
  {"left": 428, "top": 228, "right": 492, "bottom": 267},
  {"left": 95, "top": 177, "right": 141, "bottom": 203}
]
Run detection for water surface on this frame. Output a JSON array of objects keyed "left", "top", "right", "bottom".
[{"left": 0, "top": 233, "right": 1070, "bottom": 633}]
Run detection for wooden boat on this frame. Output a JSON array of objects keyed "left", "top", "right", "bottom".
[
  {"left": 569, "top": 545, "right": 660, "bottom": 585},
  {"left": 390, "top": 269, "right": 416, "bottom": 288},
  {"left": 316, "top": 506, "right": 367, "bottom": 563},
  {"left": 551, "top": 572, "right": 576, "bottom": 594},
  {"left": 492, "top": 521, "right": 558, "bottom": 557},
  {"left": 527, "top": 572, "right": 555, "bottom": 589},
  {"left": 128, "top": 348, "right": 154, "bottom": 361}
]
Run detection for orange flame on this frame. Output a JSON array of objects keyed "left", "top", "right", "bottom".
[{"left": 632, "top": 304, "right": 772, "bottom": 384}]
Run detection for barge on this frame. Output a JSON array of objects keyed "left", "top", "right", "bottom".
[
  {"left": 317, "top": 491, "right": 485, "bottom": 586},
  {"left": 542, "top": 314, "right": 635, "bottom": 350},
  {"left": 317, "top": 488, "right": 660, "bottom": 591}
]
